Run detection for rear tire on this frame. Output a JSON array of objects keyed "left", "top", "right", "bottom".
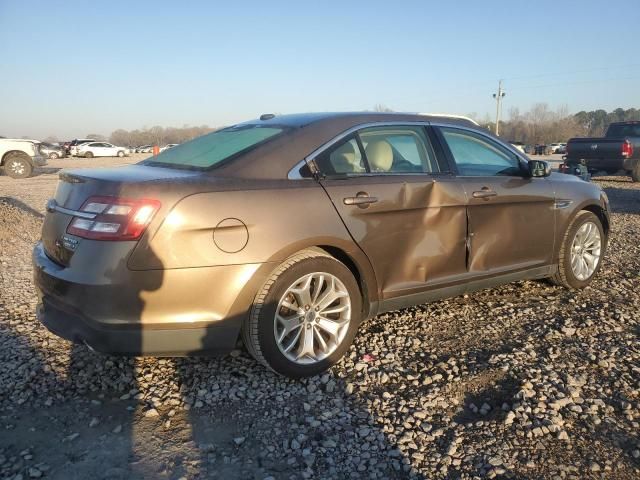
[
  {"left": 550, "top": 210, "right": 605, "bottom": 289},
  {"left": 3, "top": 154, "right": 33, "bottom": 179},
  {"left": 631, "top": 163, "right": 640, "bottom": 182},
  {"left": 84, "top": 151, "right": 93, "bottom": 158},
  {"left": 243, "top": 249, "right": 361, "bottom": 378},
  {"left": 49, "top": 152, "right": 59, "bottom": 159}
]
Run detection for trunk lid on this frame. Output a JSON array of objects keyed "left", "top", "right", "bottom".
[{"left": 41, "top": 165, "right": 200, "bottom": 266}]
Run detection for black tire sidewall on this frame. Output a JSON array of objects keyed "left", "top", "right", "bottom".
[
  {"left": 561, "top": 211, "right": 605, "bottom": 288},
  {"left": 256, "top": 256, "right": 361, "bottom": 378}
]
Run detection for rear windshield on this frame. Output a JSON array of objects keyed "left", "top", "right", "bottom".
[
  {"left": 606, "top": 123, "right": 640, "bottom": 138},
  {"left": 143, "top": 125, "right": 285, "bottom": 169}
]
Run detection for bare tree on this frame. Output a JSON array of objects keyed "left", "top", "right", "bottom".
[{"left": 373, "top": 104, "right": 394, "bottom": 113}]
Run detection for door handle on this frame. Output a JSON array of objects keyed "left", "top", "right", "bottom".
[
  {"left": 472, "top": 189, "right": 497, "bottom": 199},
  {"left": 343, "top": 193, "right": 378, "bottom": 207}
]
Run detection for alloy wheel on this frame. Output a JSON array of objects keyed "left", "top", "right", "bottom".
[
  {"left": 570, "top": 221, "right": 602, "bottom": 281},
  {"left": 274, "top": 272, "right": 351, "bottom": 364},
  {"left": 8, "top": 160, "right": 25, "bottom": 176}
]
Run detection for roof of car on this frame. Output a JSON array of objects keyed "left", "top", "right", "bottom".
[{"left": 241, "top": 111, "right": 478, "bottom": 129}]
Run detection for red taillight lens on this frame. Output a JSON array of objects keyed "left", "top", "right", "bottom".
[
  {"left": 67, "top": 196, "right": 161, "bottom": 240},
  {"left": 622, "top": 140, "right": 633, "bottom": 158}
]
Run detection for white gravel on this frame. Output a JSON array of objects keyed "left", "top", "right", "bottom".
[{"left": 0, "top": 159, "right": 638, "bottom": 479}]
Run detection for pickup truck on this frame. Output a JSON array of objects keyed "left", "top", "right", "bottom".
[
  {"left": 563, "top": 121, "right": 640, "bottom": 182},
  {"left": 0, "top": 138, "right": 47, "bottom": 178}
]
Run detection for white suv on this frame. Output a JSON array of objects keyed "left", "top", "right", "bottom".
[{"left": 0, "top": 139, "right": 47, "bottom": 178}]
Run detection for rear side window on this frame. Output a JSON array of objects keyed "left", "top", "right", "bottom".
[
  {"left": 315, "top": 137, "right": 366, "bottom": 175},
  {"left": 359, "top": 126, "right": 440, "bottom": 174},
  {"left": 439, "top": 127, "right": 521, "bottom": 177},
  {"left": 606, "top": 123, "right": 640, "bottom": 137},
  {"left": 144, "top": 125, "right": 285, "bottom": 169}
]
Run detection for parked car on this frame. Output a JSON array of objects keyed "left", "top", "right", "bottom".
[
  {"left": 33, "top": 112, "right": 610, "bottom": 378},
  {"left": 549, "top": 143, "right": 567, "bottom": 154},
  {"left": 76, "top": 142, "right": 128, "bottom": 158},
  {"left": 135, "top": 145, "right": 153, "bottom": 153},
  {"left": 159, "top": 143, "right": 179, "bottom": 152},
  {"left": 564, "top": 121, "right": 640, "bottom": 182},
  {"left": 69, "top": 139, "right": 97, "bottom": 156},
  {"left": 509, "top": 141, "right": 525, "bottom": 154},
  {"left": 39, "top": 142, "right": 66, "bottom": 159},
  {"left": 0, "top": 138, "right": 47, "bottom": 178}
]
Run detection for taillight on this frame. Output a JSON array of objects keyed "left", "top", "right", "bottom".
[
  {"left": 622, "top": 140, "right": 633, "bottom": 158},
  {"left": 67, "top": 196, "right": 161, "bottom": 241}
]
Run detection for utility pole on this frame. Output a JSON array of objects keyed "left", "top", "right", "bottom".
[{"left": 492, "top": 80, "right": 505, "bottom": 136}]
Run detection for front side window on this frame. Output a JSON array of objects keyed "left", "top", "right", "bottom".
[
  {"left": 439, "top": 127, "right": 522, "bottom": 177},
  {"left": 144, "top": 125, "right": 285, "bottom": 169}
]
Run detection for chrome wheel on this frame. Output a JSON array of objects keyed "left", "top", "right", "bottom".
[
  {"left": 570, "top": 221, "right": 602, "bottom": 281},
  {"left": 274, "top": 272, "right": 351, "bottom": 365}
]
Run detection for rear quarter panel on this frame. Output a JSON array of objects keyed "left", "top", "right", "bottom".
[{"left": 129, "top": 180, "right": 379, "bottom": 306}]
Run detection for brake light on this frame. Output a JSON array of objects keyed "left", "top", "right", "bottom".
[
  {"left": 67, "top": 196, "right": 161, "bottom": 240},
  {"left": 622, "top": 140, "right": 633, "bottom": 158}
]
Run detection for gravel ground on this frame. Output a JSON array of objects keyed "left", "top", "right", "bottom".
[{"left": 0, "top": 158, "right": 638, "bottom": 479}]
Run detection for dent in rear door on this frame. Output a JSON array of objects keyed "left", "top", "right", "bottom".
[{"left": 320, "top": 175, "right": 468, "bottom": 300}]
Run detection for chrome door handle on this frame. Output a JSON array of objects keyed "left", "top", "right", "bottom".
[
  {"left": 343, "top": 195, "right": 378, "bottom": 207},
  {"left": 472, "top": 190, "right": 497, "bottom": 199}
]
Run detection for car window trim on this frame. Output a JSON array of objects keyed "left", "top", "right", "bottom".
[
  {"left": 288, "top": 121, "right": 460, "bottom": 180},
  {"left": 431, "top": 123, "right": 530, "bottom": 178}
]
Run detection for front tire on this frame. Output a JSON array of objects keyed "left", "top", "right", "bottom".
[
  {"left": 550, "top": 211, "right": 605, "bottom": 289},
  {"left": 631, "top": 162, "right": 640, "bottom": 182},
  {"left": 49, "top": 152, "right": 59, "bottom": 159},
  {"left": 84, "top": 151, "right": 93, "bottom": 158},
  {"left": 117, "top": 150, "right": 125, "bottom": 158},
  {"left": 4, "top": 154, "right": 33, "bottom": 179},
  {"left": 243, "top": 249, "right": 361, "bottom": 378}
]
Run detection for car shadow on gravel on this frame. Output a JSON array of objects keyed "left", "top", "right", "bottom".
[
  {"left": 0, "top": 196, "right": 44, "bottom": 219},
  {"left": 33, "top": 167, "right": 62, "bottom": 177},
  {"left": 175, "top": 304, "right": 425, "bottom": 479}
]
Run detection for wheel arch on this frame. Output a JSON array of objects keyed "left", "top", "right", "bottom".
[
  {"left": 581, "top": 204, "right": 609, "bottom": 237},
  {"left": 316, "top": 245, "right": 377, "bottom": 320},
  {"left": 1, "top": 150, "right": 30, "bottom": 166}
]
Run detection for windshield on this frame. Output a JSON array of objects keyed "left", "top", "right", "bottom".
[
  {"left": 606, "top": 124, "right": 640, "bottom": 138},
  {"left": 143, "top": 125, "right": 285, "bottom": 169}
]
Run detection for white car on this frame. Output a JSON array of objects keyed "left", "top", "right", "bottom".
[
  {"left": 69, "top": 139, "right": 96, "bottom": 156},
  {"left": 77, "top": 142, "right": 128, "bottom": 158},
  {"left": 549, "top": 143, "right": 567, "bottom": 154},
  {"left": 159, "top": 143, "right": 178, "bottom": 152}
]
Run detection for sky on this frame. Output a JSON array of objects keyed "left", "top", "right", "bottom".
[{"left": 1, "top": 0, "right": 639, "bottom": 139}]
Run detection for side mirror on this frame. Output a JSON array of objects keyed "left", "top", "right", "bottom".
[{"left": 528, "top": 160, "right": 551, "bottom": 178}]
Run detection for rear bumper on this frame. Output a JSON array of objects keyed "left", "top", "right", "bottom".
[{"left": 32, "top": 242, "right": 260, "bottom": 356}]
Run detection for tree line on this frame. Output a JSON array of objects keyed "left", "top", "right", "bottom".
[
  {"left": 40, "top": 106, "right": 639, "bottom": 147},
  {"left": 476, "top": 105, "right": 640, "bottom": 145},
  {"left": 108, "top": 125, "right": 216, "bottom": 147}
]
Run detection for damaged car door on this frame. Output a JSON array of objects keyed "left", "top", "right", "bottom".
[
  {"left": 315, "top": 125, "right": 469, "bottom": 305},
  {"left": 436, "top": 125, "right": 556, "bottom": 274}
]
